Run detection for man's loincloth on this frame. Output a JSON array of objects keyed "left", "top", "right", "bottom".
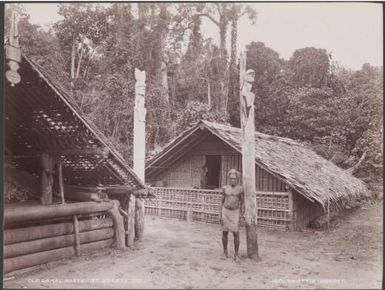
[{"left": 221, "top": 207, "right": 240, "bottom": 232}]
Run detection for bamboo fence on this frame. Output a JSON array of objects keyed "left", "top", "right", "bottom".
[{"left": 145, "top": 187, "right": 292, "bottom": 231}]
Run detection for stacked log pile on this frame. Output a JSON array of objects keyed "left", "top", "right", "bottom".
[{"left": 4, "top": 200, "right": 125, "bottom": 274}]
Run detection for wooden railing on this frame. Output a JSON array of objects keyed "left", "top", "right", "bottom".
[{"left": 145, "top": 187, "right": 293, "bottom": 231}]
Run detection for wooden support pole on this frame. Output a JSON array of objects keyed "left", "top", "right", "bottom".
[
  {"left": 108, "top": 200, "right": 126, "bottom": 249},
  {"left": 240, "top": 52, "right": 260, "bottom": 260},
  {"left": 73, "top": 215, "right": 80, "bottom": 256},
  {"left": 201, "top": 195, "right": 205, "bottom": 222},
  {"left": 127, "top": 194, "right": 136, "bottom": 246},
  {"left": 135, "top": 198, "right": 144, "bottom": 241},
  {"left": 158, "top": 196, "right": 161, "bottom": 217},
  {"left": 4, "top": 228, "right": 113, "bottom": 259},
  {"left": 58, "top": 161, "right": 65, "bottom": 204},
  {"left": 287, "top": 189, "right": 295, "bottom": 231},
  {"left": 40, "top": 153, "right": 55, "bottom": 205},
  {"left": 4, "top": 239, "right": 113, "bottom": 274},
  {"left": 186, "top": 207, "right": 193, "bottom": 222}
]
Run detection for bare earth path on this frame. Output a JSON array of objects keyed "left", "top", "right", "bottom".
[{"left": 4, "top": 201, "right": 382, "bottom": 289}]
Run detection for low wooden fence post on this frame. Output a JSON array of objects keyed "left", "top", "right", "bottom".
[
  {"left": 288, "top": 190, "right": 294, "bottom": 231},
  {"left": 201, "top": 194, "right": 205, "bottom": 222},
  {"left": 73, "top": 215, "right": 80, "bottom": 256},
  {"left": 158, "top": 192, "right": 162, "bottom": 217}
]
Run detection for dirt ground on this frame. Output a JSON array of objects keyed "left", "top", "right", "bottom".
[{"left": 4, "top": 201, "right": 383, "bottom": 289}]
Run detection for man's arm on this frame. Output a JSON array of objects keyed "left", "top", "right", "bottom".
[
  {"left": 220, "top": 187, "right": 226, "bottom": 224},
  {"left": 240, "top": 188, "right": 245, "bottom": 218},
  {"left": 221, "top": 188, "right": 226, "bottom": 206}
]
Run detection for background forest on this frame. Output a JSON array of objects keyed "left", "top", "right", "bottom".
[{"left": 5, "top": 3, "right": 383, "bottom": 184}]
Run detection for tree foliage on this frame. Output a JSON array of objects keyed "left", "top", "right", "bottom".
[{"left": 8, "top": 3, "right": 382, "bottom": 182}]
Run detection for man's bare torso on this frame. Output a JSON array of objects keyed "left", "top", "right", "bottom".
[{"left": 223, "top": 185, "right": 243, "bottom": 210}]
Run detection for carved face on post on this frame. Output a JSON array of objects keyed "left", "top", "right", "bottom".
[
  {"left": 135, "top": 68, "right": 146, "bottom": 98},
  {"left": 245, "top": 69, "right": 255, "bottom": 84},
  {"left": 135, "top": 83, "right": 145, "bottom": 98}
]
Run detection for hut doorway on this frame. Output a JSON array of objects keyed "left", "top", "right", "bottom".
[{"left": 205, "top": 155, "right": 221, "bottom": 189}]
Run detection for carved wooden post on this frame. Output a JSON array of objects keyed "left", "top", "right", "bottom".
[
  {"left": 5, "top": 11, "right": 21, "bottom": 86},
  {"left": 133, "top": 68, "right": 146, "bottom": 242},
  {"left": 41, "top": 153, "right": 55, "bottom": 205},
  {"left": 239, "top": 52, "right": 260, "bottom": 260}
]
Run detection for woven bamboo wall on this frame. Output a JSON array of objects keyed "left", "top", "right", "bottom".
[
  {"left": 150, "top": 154, "right": 204, "bottom": 188},
  {"left": 145, "top": 187, "right": 293, "bottom": 231}
]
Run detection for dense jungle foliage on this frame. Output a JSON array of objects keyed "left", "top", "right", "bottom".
[{"left": 5, "top": 3, "right": 383, "bottom": 183}]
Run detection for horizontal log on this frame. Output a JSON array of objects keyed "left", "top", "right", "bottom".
[
  {"left": 4, "top": 228, "right": 113, "bottom": 259},
  {"left": 62, "top": 190, "right": 104, "bottom": 202},
  {"left": 4, "top": 239, "right": 113, "bottom": 274},
  {"left": 5, "top": 218, "right": 113, "bottom": 245},
  {"left": 5, "top": 201, "right": 114, "bottom": 226},
  {"left": 65, "top": 185, "right": 105, "bottom": 192},
  {"left": 66, "top": 185, "right": 135, "bottom": 193}
]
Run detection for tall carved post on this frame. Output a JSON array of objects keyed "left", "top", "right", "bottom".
[
  {"left": 133, "top": 68, "right": 146, "bottom": 242},
  {"left": 239, "top": 52, "right": 260, "bottom": 260},
  {"left": 5, "top": 11, "right": 21, "bottom": 86}
]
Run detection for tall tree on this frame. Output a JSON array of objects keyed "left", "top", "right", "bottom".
[
  {"left": 227, "top": 5, "right": 257, "bottom": 126},
  {"left": 53, "top": 4, "right": 110, "bottom": 96},
  {"left": 194, "top": 3, "right": 232, "bottom": 111},
  {"left": 288, "top": 47, "right": 331, "bottom": 88}
]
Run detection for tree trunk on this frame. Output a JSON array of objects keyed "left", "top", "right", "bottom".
[
  {"left": 75, "top": 45, "right": 83, "bottom": 79},
  {"left": 70, "top": 39, "right": 76, "bottom": 80},
  {"left": 157, "top": 4, "right": 170, "bottom": 107},
  {"left": 218, "top": 14, "right": 228, "bottom": 112},
  {"left": 228, "top": 16, "right": 239, "bottom": 125}
]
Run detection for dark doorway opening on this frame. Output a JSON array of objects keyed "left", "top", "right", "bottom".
[{"left": 205, "top": 155, "right": 221, "bottom": 189}]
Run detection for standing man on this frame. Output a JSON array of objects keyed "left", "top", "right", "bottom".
[
  {"left": 200, "top": 164, "right": 208, "bottom": 189},
  {"left": 220, "top": 169, "right": 244, "bottom": 262}
]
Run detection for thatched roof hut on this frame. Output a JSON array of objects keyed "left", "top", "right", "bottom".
[
  {"left": 5, "top": 54, "right": 146, "bottom": 192},
  {"left": 147, "top": 120, "right": 369, "bottom": 212}
]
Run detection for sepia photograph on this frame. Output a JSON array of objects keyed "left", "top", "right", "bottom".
[{"left": 3, "top": 1, "right": 383, "bottom": 289}]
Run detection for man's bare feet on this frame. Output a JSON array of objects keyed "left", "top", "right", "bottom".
[{"left": 233, "top": 255, "right": 240, "bottom": 262}]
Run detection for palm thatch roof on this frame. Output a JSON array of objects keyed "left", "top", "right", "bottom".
[
  {"left": 5, "top": 54, "right": 146, "bottom": 192},
  {"left": 146, "top": 120, "right": 369, "bottom": 209}
]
